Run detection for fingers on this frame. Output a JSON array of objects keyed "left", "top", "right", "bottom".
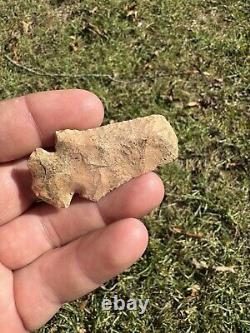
[
  {"left": 0, "top": 173, "right": 164, "bottom": 270},
  {"left": 99, "top": 172, "right": 164, "bottom": 221},
  {"left": 14, "top": 218, "right": 148, "bottom": 331},
  {"left": 0, "top": 263, "right": 27, "bottom": 333},
  {"left": 0, "top": 159, "right": 35, "bottom": 225},
  {"left": 0, "top": 89, "right": 104, "bottom": 162}
]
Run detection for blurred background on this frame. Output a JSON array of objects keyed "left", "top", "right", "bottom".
[{"left": 0, "top": 1, "right": 249, "bottom": 332}]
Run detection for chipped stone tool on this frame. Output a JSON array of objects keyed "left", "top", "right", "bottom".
[{"left": 28, "top": 115, "right": 178, "bottom": 208}]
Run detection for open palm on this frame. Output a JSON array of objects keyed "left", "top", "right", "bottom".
[{"left": 0, "top": 90, "right": 164, "bottom": 332}]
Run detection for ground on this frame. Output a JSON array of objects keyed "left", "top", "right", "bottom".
[{"left": 0, "top": 1, "right": 249, "bottom": 332}]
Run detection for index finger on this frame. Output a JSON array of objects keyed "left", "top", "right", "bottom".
[{"left": 0, "top": 89, "right": 104, "bottom": 162}]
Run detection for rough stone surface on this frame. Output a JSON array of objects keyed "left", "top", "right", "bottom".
[{"left": 28, "top": 115, "right": 178, "bottom": 208}]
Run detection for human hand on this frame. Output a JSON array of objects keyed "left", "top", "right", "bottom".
[{"left": 0, "top": 90, "right": 164, "bottom": 332}]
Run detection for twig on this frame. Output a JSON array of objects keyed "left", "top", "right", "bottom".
[
  {"left": 4, "top": 54, "right": 125, "bottom": 83},
  {"left": 4, "top": 54, "right": 194, "bottom": 84}
]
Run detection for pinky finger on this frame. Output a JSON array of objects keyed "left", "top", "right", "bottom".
[{"left": 13, "top": 218, "right": 148, "bottom": 331}]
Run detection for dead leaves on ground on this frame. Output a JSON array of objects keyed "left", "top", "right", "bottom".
[
  {"left": 192, "top": 258, "right": 236, "bottom": 273},
  {"left": 170, "top": 226, "right": 204, "bottom": 239}
]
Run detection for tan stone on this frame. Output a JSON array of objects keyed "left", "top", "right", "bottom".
[{"left": 28, "top": 115, "right": 178, "bottom": 208}]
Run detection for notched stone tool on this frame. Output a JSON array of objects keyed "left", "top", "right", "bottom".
[{"left": 28, "top": 115, "right": 178, "bottom": 208}]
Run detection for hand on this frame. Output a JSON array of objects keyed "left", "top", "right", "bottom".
[{"left": 0, "top": 90, "right": 164, "bottom": 332}]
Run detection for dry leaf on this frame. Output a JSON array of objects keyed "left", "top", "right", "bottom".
[
  {"left": 192, "top": 258, "right": 209, "bottom": 270},
  {"left": 77, "top": 328, "right": 86, "bottom": 333},
  {"left": 187, "top": 284, "right": 201, "bottom": 299},
  {"left": 214, "top": 266, "right": 235, "bottom": 273},
  {"left": 170, "top": 226, "right": 183, "bottom": 234},
  {"left": 185, "top": 231, "right": 204, "bottom": 238},
  {"left": 186, "top": 101, "right": 199, "bottom": 108},
  {"left": 21, "top": 21, "right": 31, "bottom": 34},
  {"left": 170, "top": 226, "right": 203, "bottom": 238}
]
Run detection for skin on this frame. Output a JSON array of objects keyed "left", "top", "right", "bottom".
[{"left": 0, "top": 89, "right": 164, "bottom": 332}]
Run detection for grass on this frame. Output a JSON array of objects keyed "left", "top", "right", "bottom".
[{"left": 0, "top": 0, "right": 249, "bottom": 332}]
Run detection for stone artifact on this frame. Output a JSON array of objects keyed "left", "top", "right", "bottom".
[{"left": 28, "top": 115, "right": 178, "bottom": 208}]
